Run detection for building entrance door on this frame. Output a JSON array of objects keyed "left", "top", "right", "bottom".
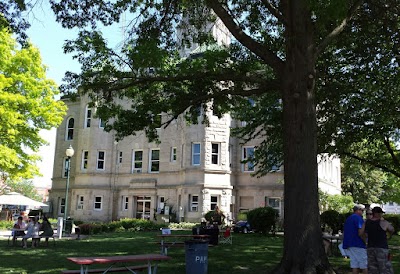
[{"left": 136, "top": 196, "right": 151, "bottom": 220}]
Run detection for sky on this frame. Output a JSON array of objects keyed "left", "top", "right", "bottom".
[{"left": 26, "top": 2, "right": 80, "bottom": 188}]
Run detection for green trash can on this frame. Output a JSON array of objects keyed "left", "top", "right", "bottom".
[
  {"left": 185, "top": 240, "right": 208, "bottom": 274},
  {"left": 65, "top": 218, "right": 73, "bottom": 235}
]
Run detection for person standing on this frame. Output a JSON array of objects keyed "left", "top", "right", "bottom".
[
  {"left": 343, "top": 204, "right": 368, "bottom": 274},
  {"left": 361, "top": 206, "right": 394, "bottom": 274}
]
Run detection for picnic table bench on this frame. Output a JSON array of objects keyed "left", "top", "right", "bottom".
[
  {"left": 156, "top": 234, "right": 210, "bottom": 255},
  {"left": 63, "top": 254, "right": 171, "bottom": 274},
  {"left": 7, "top": 228, "right": 56, "bottom": 247}
]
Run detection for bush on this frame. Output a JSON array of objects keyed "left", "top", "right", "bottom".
[
  {"left": 236, "top": 212, "right": 247, "bottom": 221},
  {"left": 320, "top": 210, "right": 346, "bottom": 234},
  {"left": 385, "top": 214, "right": 400, "bottom": 233},
  {"left": 0, "top": 220, "right": 14, "bottom": 230},
  {"left": 247, "top": 207, "right": 278, "bottom": 235},
  {"left": 168, "top": 222, "right": 197, "bottom": 230}
]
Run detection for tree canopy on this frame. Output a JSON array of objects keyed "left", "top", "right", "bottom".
[
  {"left": 49, "top": 0, "right": 399, "bottom": 272},
  {"left": 0, "top": 28, "right": 66, "bottom": 180}
]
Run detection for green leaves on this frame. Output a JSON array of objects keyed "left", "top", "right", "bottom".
[{"left": 0, "top": 28, "right": 67, "bottom": 180}]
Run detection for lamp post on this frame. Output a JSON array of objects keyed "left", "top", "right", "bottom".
[{"left": 63, "top": 145, "right": 74, "bottom": 236}]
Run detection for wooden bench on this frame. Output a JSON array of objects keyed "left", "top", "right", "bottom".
[
  {"left": 61, "top": 264, "right": 148, "bottom": 273},
  {"left": 8, "top": 235, "right": 56, "bottom": 247}
]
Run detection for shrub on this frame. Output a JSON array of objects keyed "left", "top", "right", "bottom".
[
  {"left": 247, "top": 207, "right": 278, "bottom": 235},
  {"left": 0, "top": 220, "right": 14, "bottom": 230},
  {"left": 236, "top": 212, "right": 248, "bottom": 221},
  {"left": 168, "top": 222, "right": 197, "bottom": 230},
  {"left": 320, "top": 210, "right": 346, "bottom": 234},
  {"left": 385, "top": 214, "right": 400, "bottom": 233}
]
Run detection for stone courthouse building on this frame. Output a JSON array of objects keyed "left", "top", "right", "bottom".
[
  {"left": 48, "top": 95, "right": 341, "bottom": 223},
  {"left": 48, "top": 18, "right": 341, "bottom": 223}
]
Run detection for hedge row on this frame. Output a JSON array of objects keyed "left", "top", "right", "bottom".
[
  {"left": 320, "top": 210, "right": 400, "bottom": 234},
  {"left": 76, "top": 219, "right": 198, "bottom": 235}
]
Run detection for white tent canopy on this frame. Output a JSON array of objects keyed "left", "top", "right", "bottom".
[{"left": 0, "top": 192, "right": 48, "bottom": 207}]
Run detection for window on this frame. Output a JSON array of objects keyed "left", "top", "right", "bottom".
[
  {"left": 192, "top": 143, "right": 201, "bottom": 166},
  {"left": 242, "top": 146, "right": 255, "bottom": 172},
  {"left": 99, "top": 118, "right": 106, "bottom": 128},
  {"left": 266, "top": 197, "right": 281, "bottom": 215},
  {"left": 118, "top": 151, "right": 123, "bottom": 164},
  {"left": 59, "top": 198, "right": 65, "bottom": 214},
  {"left": 211, "top": 143, "right": 220, "bottom": 165},
  {"left": 132, "top": 150, "right": 143, "bottom": 173},
  {"left": 97, "top": 151, "right": 105, "bottom": 170},
  {"left": 122, "top": 196, "right": 129, "bottom": 211},
  {"left": 85, "top": 105, "right": 92, "bottom": 128},
  {"left": 62, "top": 157, "right": 70, "bottom": 178},
  {"left": 66, "top": 117, "right": 74, "bottom": 140},
  {"left": 152, "top": 114, "right": 162, "bottom": 128},
  {"left": 189, "top": 195, "right": 199, "bottom": 212},
  {"left": 94, "top": 196, "right": 102, "bottom": 210},
  {"left": 149, "top": 149, "right": 160, "bottom": 173},
  {"left": 210, "top": 195, "right": 218, "bottom": 210},
  {"left": 170, "top": 147, "right": 177, "bottom": 162},
  {"left": 81, "top": 150, "right": 89, "bottom": 170},
  {"left": 77, "top": 196, "right": 84, "bottom": 210},
  {"left": 158, "top": 196, "right": 165, "bottom": 214}
]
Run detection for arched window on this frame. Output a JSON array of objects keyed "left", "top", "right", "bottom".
[{"left": 66, "top": 117, "right": 74, "bottom": 140}]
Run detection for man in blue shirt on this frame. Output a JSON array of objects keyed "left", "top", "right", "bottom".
[{"left": 343, "top": 204, "right": 367, "bottom": 274}]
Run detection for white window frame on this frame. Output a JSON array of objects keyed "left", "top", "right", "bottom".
[
  {"left": 149, "top": 149, "right": 160, "bottom": 173},
  {"left": 132, "top": 150, "right": 143, "bottom": 173},
  {"left": 118, "top": 151, "right": 123, "bottom": 164},
  {"left": 192, "top": 143, "right": 201, "bottom": 166},
  {"left": 170, "top": 147, "right": 177, "bottom": 162},
  {"left": 189, "top": 194, "right": 199, "bottom": 212},
  {"left": 97, "top": 151, "right": 106, "bottom": 170},
  {"left": 66, "top": 117, "right": 74, "bottom": 140},
  {"left": 266, "top": 197, "right": 281, "bottom": 215},
  {"left": 84, "top": 105, "right": 92, "bottom": 128},
  {"left": 242, "top": 146, "right": 255, "bottom": 172},
  {"left": 62, "top": 157, "right": 69, "bottom": 178},
  {"left": 94, "top": 196, "right": 103, "bottom": 211},
  {"left": 59, "top": 198, "right": 65, "bottom": 215},
  {"left": 210, "top": 195, "right": 219, "bottom": 210},
  {"left": 99, "top": 118, "right": 106, "bottom": 128},
  {"left": 77, "top": 195, "right": 84, "bottom": 210},
  {"left": 211, "top": 143, "right": 220, "bottom": 165},
  {"left": 122, "top": 196, "right": 129, "bottom": 211},
  {"left": 81, "top": 150, "right": 89, "bottom": 170}
]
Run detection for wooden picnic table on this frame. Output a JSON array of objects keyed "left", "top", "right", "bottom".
[
  {"left": 66, "top": 253, "right": 171, "bottom": 274},
  {"left": 156, "top": 234, "right": 210, "bottom": 255}
]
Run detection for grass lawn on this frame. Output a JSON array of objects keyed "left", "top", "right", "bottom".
[{"left": 0, "top": 231, "right": 399, "bottom": 273}]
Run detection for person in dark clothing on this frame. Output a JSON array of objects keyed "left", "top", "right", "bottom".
[{"left": 361, "top": 206, "right": 394, "bottom": 274}]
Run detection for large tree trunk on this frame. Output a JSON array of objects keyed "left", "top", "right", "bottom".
[{"left": 272, "top": 2, "right": 335, "bottom": 273}]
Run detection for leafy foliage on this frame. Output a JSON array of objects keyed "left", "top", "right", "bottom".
[
  {"left": 319, "top": 190, "right": 354, "bottom": 214},
  {"left": 0, "top": 28, "right": 66, "bottom": 180},
  {"left": 247, "top": 207, "right": 278, "bottom": 235},
  {"left": 341, "top": 156, "right": 400, "bottom": 204},
  {"left": 0, "top": 0, "right": 31, "bottom": 44},
  {"left": 0, "top": 179, "right": 42, "bottom": 201}
]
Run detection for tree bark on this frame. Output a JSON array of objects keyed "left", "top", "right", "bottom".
[{"left": 272, "top": 2, "right": 335, "bottom": 273}]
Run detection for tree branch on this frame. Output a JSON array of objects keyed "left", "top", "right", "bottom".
[
  {"left": 206, "top": 0, "right": 284, "bottom": 73},
  {"left": 342, "top": 151, "right": 400, "bottom": 178},
  {"left": 383, "top": 136, "right": 400, "bottom": 168},
  {"left": 316, "top": 0, "right": 364, "bottom": 56},
  {"left": 261, "top": 0, "right": 287, "bottom": 26}
]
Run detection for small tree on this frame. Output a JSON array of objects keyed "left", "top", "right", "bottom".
[{"left": 247, "top": 207, "right": 278, "bottom": 235}]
